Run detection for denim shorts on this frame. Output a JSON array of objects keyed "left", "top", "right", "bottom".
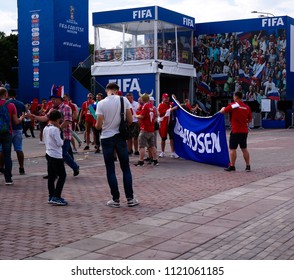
[{"left": 12, "top": 129, "right": 23, "bottom": 152}]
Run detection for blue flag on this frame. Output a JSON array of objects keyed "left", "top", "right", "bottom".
[{"left": 173, "top": 97, "right": 229, "bottom": 167}]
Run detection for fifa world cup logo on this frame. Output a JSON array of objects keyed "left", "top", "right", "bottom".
[{"left": 70, "top": 6, "right": 75, "bottom": 20}]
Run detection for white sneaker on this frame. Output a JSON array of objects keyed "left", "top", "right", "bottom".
[
  {"left": 106, "top": 199, "right": 120, "bottom": 208},
  {"left": 72, "top": 148, "right": 78, "bottom": 154},
  {"left": 170, "top": 152, "right": 179, "bottom": 158},
  {"left": 159, "top": 152, "right": 165, "bottom": 158},
  {"left": 39, "top": 141, "right": 45, "bottom": 145},
  {"left": 127, "top": 198, "right": 139, "bottom": 207}
]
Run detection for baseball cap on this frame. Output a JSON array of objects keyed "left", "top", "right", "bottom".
[
  {"left": 162, "top": 93, "right": 169, "bottom": 98},
  {"left": 150, "top": 96, "right": 155, "bottom": 101}
]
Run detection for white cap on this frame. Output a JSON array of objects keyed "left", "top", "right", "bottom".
[{"left": 150, "top": 96, "right": 155, "bottom": 101}]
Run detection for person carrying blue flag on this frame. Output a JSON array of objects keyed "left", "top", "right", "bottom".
[{"left": 220, "top": 91, "right": 252, "bottom": 172}]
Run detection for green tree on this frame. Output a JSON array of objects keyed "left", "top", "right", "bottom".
[{"left": 0, "top": 32, "right": 18, "bottom": 87}]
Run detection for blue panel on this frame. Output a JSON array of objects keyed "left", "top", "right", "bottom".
[
  {"left": 39, "top": 61, "right": 72, "bottom": 101},
  {"left": 95, "top": 74, "right": 156, "bottom": 102},
  {"left": 158, "top": 6, "right": 194, "bottom": 29},
  {"left": 196, "top": 16, "right": 288, "bottom": 34},
  {"left": 93, "top": 6, "right": 156, "bottom": 25},
  {"left": 17, "top": 0, "right": 89, "bottom": 103},
  {"left": 93, "top": 6, "right": 195, "bottom": 29},
  {"left": 54, "top": 0, "right": 89, "bottom": 65}
]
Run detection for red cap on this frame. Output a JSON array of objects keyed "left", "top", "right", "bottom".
[
  {"left": 162, "top": 93, "right": 169, "bottom": 99},
  {"left": 117, "top": 91, "right": 123, "bottom": 96}
]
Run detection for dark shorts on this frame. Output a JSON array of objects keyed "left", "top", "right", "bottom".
[
  {"left": 128, "top": 122, "right": 140, "bottom": 139},
  {"left": 229, "top": 133, "right": 248, "bottom": 149}
]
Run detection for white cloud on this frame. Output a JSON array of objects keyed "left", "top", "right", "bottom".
[{"left": 0, "top": 11, "right": 17, "bottom": 35}]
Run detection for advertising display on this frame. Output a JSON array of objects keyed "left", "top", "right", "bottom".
[
  {"left": 95, "top": 74, "right": 156, "bottom": 102},
  {"left": 17, "top": 0, "right": 89, "bottom": 103},
  {"left": 195, "top": 16, "right": 294, "bottom": 127}
]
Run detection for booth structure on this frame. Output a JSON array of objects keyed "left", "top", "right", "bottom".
[
  {"left": 195, "top": 16, "right": 294, "bottom": 128},
  {"left": 92, "top": 6, "right": 196, "bottom": 103},
  {"left": 17, "top": 0, "right": 89, "bottom": 105}
]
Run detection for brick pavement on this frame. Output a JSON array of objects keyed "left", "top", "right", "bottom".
[{"left": 0, "top": 129, "right": 293, "bottom": 259}]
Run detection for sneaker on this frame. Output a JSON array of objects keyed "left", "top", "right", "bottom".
[
  {"left": 159, "top": 152, "right": 165, "bottom": 158},
  {"left": 127, "top": 198, "right": 139, "bottom": 207},
  {"left": 152, "top": 159, "right": 159, "bottom": 166},
  {"left": 73, "top": 168, "right": 79, "bottom": 176},
  {"left": 106, "top": 199, "right": 120, "bottom": 208},
  {"left": 5, "top": 179, "right": 13, "bottom": 185},
  {"left": 19, "top": 167, "right": 25, "bottom": 175},
  {"left": 134, "top": 160, "right": 144, "bottom": 167},
  {"left": 83, "top": 145, "right": 90, "bottom": 150},
  {"left": 72, "top": 148, "right": 78, "bottom": 154},
  {"left": 245, "top": 165, "right": 251, "bottom": 172},
  {"left": 95, "top": 148, "right": 101, "bottom": 154},
  {"left": 43, "top": 175, "right": 49, "bottom": 179},
  {"left": 51, "top": 197, "right": 68, "bottom": 206},
  {"left": 39, "top": 141, "right": 45, "bottom": 145},
  {"left": 134, "top": 151, "right": 140, "bottom": 156},
  {"left": 48, "top": 196, "right": 53, "bottom": 204},
  {"left": 170, "top": 152, "right": 179, "bottom": 158},
  {"left": 224, "top": 165, "right": 236, "bottom": 172}
]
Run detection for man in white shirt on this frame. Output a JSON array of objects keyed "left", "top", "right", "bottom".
[{"left": 95, "top": 83, "right": 139, "bottom": 208}]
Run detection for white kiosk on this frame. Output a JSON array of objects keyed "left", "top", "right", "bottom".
[{"left": 92, "top": 6, "right": 196, "bottom": 103}]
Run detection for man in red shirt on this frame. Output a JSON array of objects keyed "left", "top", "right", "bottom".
[
  {"left": 79, "top": 93, "right": 95, "bottom": 150},
  {"left": 134, "top": 94, "right": 158, "bottom": 166},
  {"left": 157, "top": 93, "right": 178, "bottom": 158},
  {"left": 220, "top": 91, "right": 252, "bottom": 172}
]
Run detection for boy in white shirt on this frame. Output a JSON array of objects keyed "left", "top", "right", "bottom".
[{"left": 43, "top": 110, "right": 68, "bottom": 206}]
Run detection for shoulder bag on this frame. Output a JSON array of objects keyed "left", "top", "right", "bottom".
[{"left": 119, "top": 96, "right": 130, "bottom": 140}]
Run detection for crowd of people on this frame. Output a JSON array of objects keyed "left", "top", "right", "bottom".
[
  {"left": 194, "top": 29, "right": 287, "bottom": 117},
  {"left": 0, "top": 80, "right": 254, "bottom": 208},
  {"left": 0, "top": 84, "right": 183, "bottom": 207}
]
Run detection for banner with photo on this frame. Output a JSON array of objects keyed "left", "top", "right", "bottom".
[{"left": 173, "top": 96, "right": 229, "bottom": 167}]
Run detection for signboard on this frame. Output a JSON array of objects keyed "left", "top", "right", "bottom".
[
  {"left": 93, "top": 6, "right": 194, "bottom": 29},
  {"left": 261, "top": 99, "right": 271, "bottom": 112},
  {"left": 95, "top": 73, "right": 156, "bottom": 102}
]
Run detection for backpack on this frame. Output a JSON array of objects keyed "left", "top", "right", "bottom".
[{"left": 0, "top": 102, "right": 11, "bottom": 136}]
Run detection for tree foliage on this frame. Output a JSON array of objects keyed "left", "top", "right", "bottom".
[{"left": 0, "top": 32, "right": 18, "bottom": 87}]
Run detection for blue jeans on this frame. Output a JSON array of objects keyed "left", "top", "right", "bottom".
[
  {"left": 62, "top": 139, "right": 79, "bottom": 171},
  {"left": 101, "top": 133, "right": 133, "bottom": 201},
  {"left": 0, "top": 134, "right": 13, "bottom": 181}
]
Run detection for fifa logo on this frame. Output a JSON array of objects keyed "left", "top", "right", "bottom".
[{"left": 70, "top": 5, "right": 75, "bottom": 20}]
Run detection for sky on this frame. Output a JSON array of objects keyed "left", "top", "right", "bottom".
[{"left": 1, "top": 0, "right": 294, "bottom": 43}]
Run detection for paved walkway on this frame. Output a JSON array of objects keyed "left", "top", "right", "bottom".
[{"left": 0, "top": 129, "right": 294, "bottom": 259}]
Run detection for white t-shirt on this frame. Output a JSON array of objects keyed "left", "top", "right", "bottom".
[
  {"left": 130, "top": 100, "right": 139, "bottom": 122},
  {"left": 96, "top": 95, "right": 131, "bottom": 139},
  {"left": 43, "top": 124, "right": 63, "bottom": 159}
]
